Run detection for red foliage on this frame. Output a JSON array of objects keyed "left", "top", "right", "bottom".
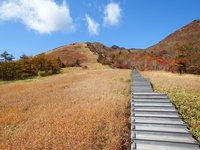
[
  {"left": 144, "top": 67, "right": 152, "bottom": 71},
  {"left": 178, "top": 58, "right": 187, "bottom": 63},
  {"left": 157, "top": 59, "right": 167, "bottom": 66},
  {"left": 169, "top": 60, "right": 176, "bottom": 65}
]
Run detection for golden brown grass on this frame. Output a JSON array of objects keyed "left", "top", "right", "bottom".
[
  {"left": 45, "top": 43, "right": 98, "bottom": 66},
  {"left": 141, "top": 71, "right": 200, "bottom": 142},
  {"left": 141, "top": 71, "right": 200, "bottom": 91},
  {"left": 0, "top": 65, "right": 131, "bottom": 149}
]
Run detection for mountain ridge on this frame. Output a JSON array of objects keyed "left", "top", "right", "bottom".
[{"left": 44, "top": 19, "right": 200, "bottom": 74}]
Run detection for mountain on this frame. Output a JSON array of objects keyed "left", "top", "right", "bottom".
[
  {"left": 45, "top": 19, "right": 200, "bottom": 74},
  {"left": 143, "top": 19, "right": 200, "bottom": 74},
  {"left": 90, "top": 19, "right": 200, "bottom": 74}
]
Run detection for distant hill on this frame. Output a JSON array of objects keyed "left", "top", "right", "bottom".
[
  {"left": 44, "top": 19, "right": 200, "bottom": 74},
  {"left": 45, "top": 43, "right": 98, "bottom": 67}
]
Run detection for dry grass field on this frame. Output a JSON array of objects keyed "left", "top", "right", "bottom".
[
  {"left": 141, "top": 71, "right": 200, "bottom": 142},
  {"left": 0, "top": 64, "right": 131, "bottom": 149}
]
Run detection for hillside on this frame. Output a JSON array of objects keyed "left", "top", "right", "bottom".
[
  {"left": 44, "top": 42, "right": 141, "bottom": 69},
  {"left": 43, "top": 19, "right": 200, "bottom": 74},
  {"left": 87, "top": 20, "right": 200, "bottom": 74},
  {"left": 144, "top": 19, "right": 200, "bottom": 73},
  {"left": 45, "top": 43, "right": 98, "bottom": 67}
]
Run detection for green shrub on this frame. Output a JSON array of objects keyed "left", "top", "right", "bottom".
[{"left": 38, "top": 71, "right": 48, "bottom": 77}]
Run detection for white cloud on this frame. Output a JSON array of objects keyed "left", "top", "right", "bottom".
[
  {"left": 104, "top": 2, "right": 121, "bottom": 26},
  {"left": 85, "top": 14, "right": 99, "bottom": 35},
  {"left": 0, "top": 0, "right": 75, "bottom": 34}
]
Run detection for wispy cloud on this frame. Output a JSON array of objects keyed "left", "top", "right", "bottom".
[
  {"left": 85, "top": 14, "right": 100, "bottom": 35},
  {"left": 0, "top": 0, "right": 75, "bottom": 34},
  {"left": 103, "top": 2, "right": 121, "bottom": 26}
]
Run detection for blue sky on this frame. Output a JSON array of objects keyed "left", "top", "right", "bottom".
[{"left": 0, "top": 0, "right": 200, "bottom": 59}]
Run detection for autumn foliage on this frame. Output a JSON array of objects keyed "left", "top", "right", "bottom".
[
  {"left": 86, "top": 19, "right": 200, "bottom": 74},
  {"left": 1, "top": 19, "right": 199, "bottom": 81},
  {"left": 0, "top": 51, "right": 63, "bottom": 81}
]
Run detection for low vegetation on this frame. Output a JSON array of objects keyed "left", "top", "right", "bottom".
[
  {"left": 142, "top": 71, "right": 200, "bottom": 142},
  {"left": 0, "top": 65, "right": 131, "bottom": 149}
]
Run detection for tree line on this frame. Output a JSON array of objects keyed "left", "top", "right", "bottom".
[{"left": 0, "top": 51, "right": 64, "bottom": 81}]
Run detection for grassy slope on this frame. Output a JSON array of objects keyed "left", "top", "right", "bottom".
[
  {"left": 45, "top": 43, "right": 98, "bottom": 66},
  {"left": 141, "top": 71, "right": 200, "bottom": 142},
  {"left": 0, "top": 64, "right": 131, "bottom": 149}
]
